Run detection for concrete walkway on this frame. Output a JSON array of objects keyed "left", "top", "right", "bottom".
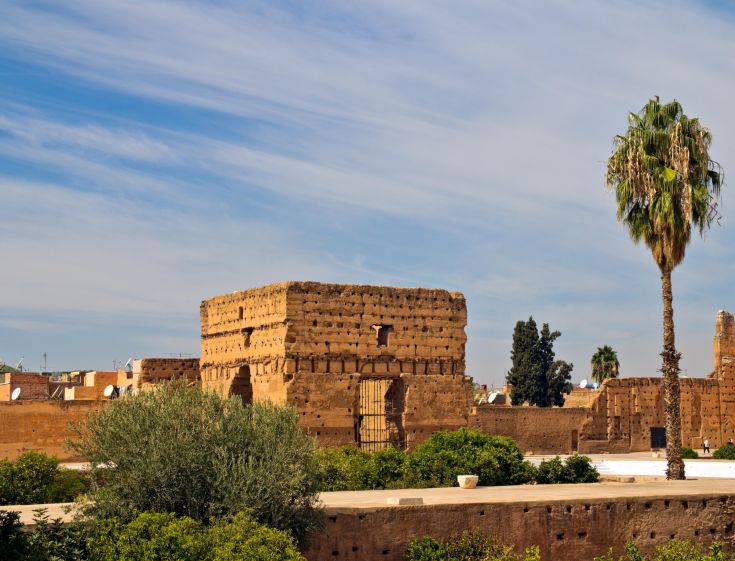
[{"left": 320, "top": 478, "right": 735, "bottom": 509}]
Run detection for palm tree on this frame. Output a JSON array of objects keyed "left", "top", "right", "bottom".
[
  {"left": 606, "top": 97, "right": 723, "bottom": 480},
  {"left": 590, "top": 345, "right": 619, "bottom": 385}
]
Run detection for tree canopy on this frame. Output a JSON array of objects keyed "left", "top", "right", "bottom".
[
  {"left": 590, "top": 345, "right": 620, "bottom": 385},
  {"left": 506, "top": 317, "right": 573, "bottom": 407}
]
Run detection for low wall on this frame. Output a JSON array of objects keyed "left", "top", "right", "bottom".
[
  {"left": 470, "top": 406, "right": 589, "bottom": 454},
  {"left": 0, "top": 400, "right": 101, "bottom": 461},
  {"left": 306, "top": 482, "right": 735, "bottom": 561}
]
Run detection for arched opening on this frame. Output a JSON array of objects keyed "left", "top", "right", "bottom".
[{"left": 230, "top": 365, "right": 253, "bottom": 404}]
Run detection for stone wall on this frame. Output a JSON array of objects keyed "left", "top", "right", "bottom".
[
  {"left": 0, "top": 400, "right": 101, "bottom": 460},
  {"left": 0, "top": 373, "right": 50, "bottom": 401},
  {"left": 199, "top": 282, "right": 471, "bottom": 449},
  {"left": 305, "top": 486, "right": 735, "bottom": 561},
  {"left": 133, "top": 358, "right": 200, "bottom": 389},
  {"left": 470, "top": 406, "right": 590, "bottom": 454}
]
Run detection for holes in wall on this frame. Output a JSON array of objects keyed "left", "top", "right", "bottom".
[
  {"left": 650, "top": 532, "right": 656, "bottom": 539},
  {"left": 682, "top": 501, "right": 689, "bottom": 509},
  {"left": 556, "top": 533, "right": 564, "bottom": 541}
]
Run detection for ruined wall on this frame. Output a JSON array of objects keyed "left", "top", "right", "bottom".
[
  {"left": 714, "top": 310, "right": 735, "bottom": 378},
  {"left": 0, "top": 400, "right": 101, "bottom": 460},
  {"left": 469, "top": 406, "right": 590, "bottom": 454},
  {"left": 0, "top": 373, "right": 50, "bottom": 401},
  {"left": 134, "top": 358, "right": 200, "bottom": 389},
  {"left": 306, "top": 488, "right": 735, "bottom": 561},
  {"left": 199, "top": 282, "right": 471, "bottom": 449}
]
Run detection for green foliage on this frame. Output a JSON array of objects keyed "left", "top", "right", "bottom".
[
  {"left": 535, "top": 455, "right": 599, "bottom": 484},
  {"left": 681, "top": 447, "right": 699, "bottom": 459},
  {"left": 506, "top": 317, "right": 573, "bottom": 407},
  {"left": 317, "top": 429, "right": 536, "bottom": 491},
  {"left": 595, "top": 539, "right": 731, "bottom": 561},
  {"left": 713, "top": 443, "right": 735, "bottom": 460},
  {"left": 405, "top": 429, "right": 535, "bottom": 487},
  {"left": 28, "top": 509, "right": 91, "bottom": 561},
  {"left": 87, "top": 511, "right": 305, "bottom": 561},
  {"left": 406, "top": 531, "right": 540, "bottom": 561},
  {"left": 606, "top": 97, "right": 723, "bottom": 273},
  {"left": 591, "top": 345, "right": 620, "bottom": 384},
  {"left": 0, "top": 510, "right": 29, "bottom": 561},
  {"left": 0, "top": 451, "right": 89, "bottom": 506},
  {"left": 69, "top": 380, "right": 322, "bottom": 543},
  {"left": 208, "top": 512, "right": 305, "bottom": 561}
]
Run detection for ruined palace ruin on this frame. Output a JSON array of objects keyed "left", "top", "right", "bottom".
[{"left": 199, "top": 281, "right": 472, "bottom": 449}]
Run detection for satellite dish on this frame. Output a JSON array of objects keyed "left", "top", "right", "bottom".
[
  {"left": 124, "top": 358, "right": 133, "bottom": 370},
  {"left": 579, "top": 379, "right": 588, "bottom": 389},
  {"left": 592, "top": 382, "right": 600, "bottom": 389},
  {"left": 10, "top": 387, "right": 21, "bottom": 401},
  {"left": 16, "top": 356, "right": 24, "bottom": 371},
  {"left": 103, "top": 384, "right": 116, "bottom": 397},
  {"left": 488, "top": 392, "right": 500, "bottom": 404}
]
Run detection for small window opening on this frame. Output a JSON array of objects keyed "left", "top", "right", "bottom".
[
  {"left": 243, "top": 327, "right": 254, "bottom": 347},
  {"left": 238, "top": 306, "right": 244, "bottom": 320},
  {"left": 373, "top": 325, "right": 393, "bottom": 347}
]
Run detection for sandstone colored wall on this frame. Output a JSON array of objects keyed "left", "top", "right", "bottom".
[
  {"left": 134, "top": 358, "right": 200, "bottom": 389},
  {"left": 306, "top": 490, "right": 735, "bottom": 561},
  {"left": 469, "top": 406, "right": 590, "bottom": 454},
  {"left": 715, "top": 310, "right": 735, "bottom": 377},
  {"left": 0, "top": 400, "right": 101, "bottom": 460},
  {"left": 199, "top": 282, "right": 471, "bottom": 449}
]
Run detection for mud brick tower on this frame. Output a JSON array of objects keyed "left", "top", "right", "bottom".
[{"left": 200, "top": 281, "right": 473, "bottom": 450}]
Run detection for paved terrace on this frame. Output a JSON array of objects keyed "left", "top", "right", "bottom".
[{"left": 6, "top": 479, "right": 735, "bottom": 524}]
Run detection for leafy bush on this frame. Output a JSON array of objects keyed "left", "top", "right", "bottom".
[
  {"left": 535, "top": 455, "right": 599, "bottom": 484},
  {"left": 404, "top": 429, "right": 535, "bottom": 487},
  {"left": 0, "top": 451, "right": 89, "bottom": 505},
  {"left": 0, "top": 510, "right": 28, "bottom": 561},
  {"left": 88, "top": 511, "right": 305, "bottom": 561},
  {"left": 316, "top": 446, "right": 408, "bottom": 491},
  {"left": 69, "top": 380, "right": 322, "bottom": 543},
  {"left": 406, "top": 531, "right": 540, "bottom": 561},
  {"left": 713, "top": 443, "right": 735, "bottom": 460},
  {"left": 595, "top": 538, "right": 731, "bottom": 561},
  {"left": 681, "top": 447, "right": 699, "bottom": 459}
]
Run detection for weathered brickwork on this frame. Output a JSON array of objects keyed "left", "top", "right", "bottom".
[
  {"left": 133, "top": 358, "right": 200, "bottom": 389},
  {"left": 0, "top": 373, "right": 50, "bottom": 401},
  {"left": 200, "top": 282, "right": 472, "bottom": 448}
]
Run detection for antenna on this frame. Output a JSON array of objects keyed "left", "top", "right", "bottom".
[
  {"left": 16, "top": 356, "right": 24, "bottom": 372},
  {"left": 579, "top": 379, "right": 588, "bottom": 389},
  {"left": 11, "top": 387, "right": 21, "bottom": 401}
]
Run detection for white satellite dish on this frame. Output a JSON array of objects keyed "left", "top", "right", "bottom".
[
  {"left": 579, "top": 379, "right": 588, "bottom": 389},
  {"left": 10, "top": 387, "right": 21, "bottom": 401},
  {"left": 103, "top": 384, "right": 116, "bottom": 398},
  {"left": 592, "top": 382, "right": 600, "bottom": 389},
  {"left": 488, "top": 392, "right": 500, "bottom": 404},
  {"left": 124, "top": 358, "right": 133, "bottom": 370}
]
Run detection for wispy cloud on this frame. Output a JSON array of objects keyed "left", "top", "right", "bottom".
[{"left": 0, "top": 0, "right": 734, "bottom": 382}]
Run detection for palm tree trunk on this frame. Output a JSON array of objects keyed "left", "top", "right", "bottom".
[{"left": 661, "top": 267, "right": 685, "bottom": 479}]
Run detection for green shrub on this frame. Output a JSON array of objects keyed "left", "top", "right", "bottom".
[
  {"left": 535, "top": 455, "right": 599, "bottom": 484},
  {"left": 0, "top": 510, "right": 29, "bottom": 561},
  {"left": 406, "top": 530, "right": 540, "bottom": 561},
  {"left": 87, "top": 511, "right": 305, "bottom": 561},
  {"left": 70, "top": 380, "right": 322, "bottom": 543},
  {"left": 681, "top": 447, "right": 699, "bottom": 459},
  {"left": 27, "top": 509, "right": 91, "bottom": 561},
  {"left": 713, "top": 443, "right": 735, "bottom": 460},
  {"left": 595, "top": 538, "right": 732, "bottom": 561},
  {"left": 316, "top": 446, "right": 409, "bottom": 491},
  {"left": 0, "top": 451, "right": 88, "bottom": 506},
  {"left": 404, "top": 429, "right": 535, "bottom": 487}
]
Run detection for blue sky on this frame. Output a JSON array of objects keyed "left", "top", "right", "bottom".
[{"left": 1, "top": 1, "right": 734, "bottom": 385}]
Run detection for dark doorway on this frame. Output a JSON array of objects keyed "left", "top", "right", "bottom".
[
  {"left": 650, "top": 426, "right": 666, "bottom": 449},
  {"left": 571, "top": 430, "right": 579, "bottom": 452},
  {"left": 355, "top": 377, "right": 406, "bottom": 451},
  {"left": 230, "top": 365, "right": 253, "bottom": 404}
]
